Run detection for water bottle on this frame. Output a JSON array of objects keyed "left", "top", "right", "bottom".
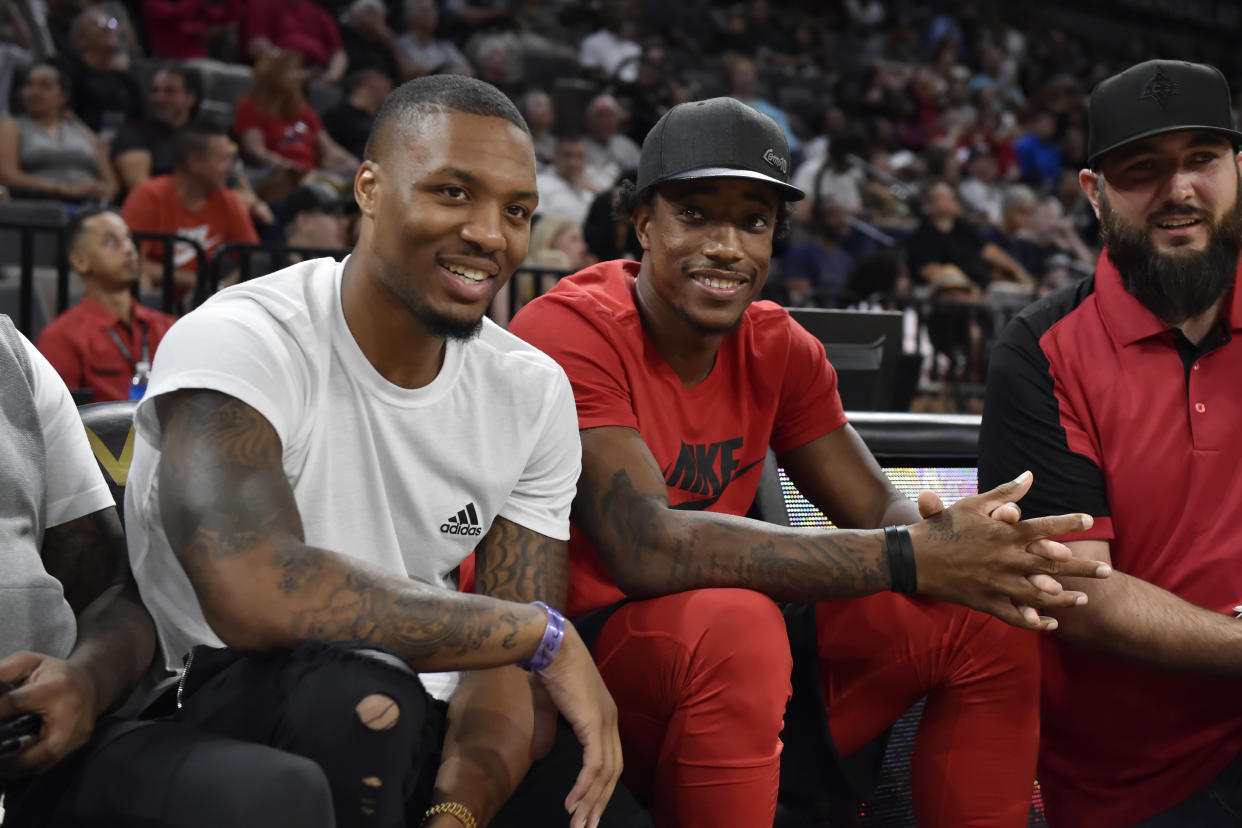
[{"left": 129, "top": 360, "right": 151, "bottom": 401}]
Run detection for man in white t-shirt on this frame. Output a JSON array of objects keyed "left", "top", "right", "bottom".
[
  {"left": 0, "top": 317, "right": 334, "bottom": 827},
  {"left": 124, "top": 75, "right": 628, "bottom": 828}
]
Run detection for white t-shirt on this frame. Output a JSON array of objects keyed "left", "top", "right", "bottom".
[
  {"left": 1, "top": 333, "right": 114, "bottom": 661},
  {"left": 23, "top": 334, "right": 115, "bottom": 529},
  {"left": 124, "top": 258, "right": 581, "bottom": 699}
]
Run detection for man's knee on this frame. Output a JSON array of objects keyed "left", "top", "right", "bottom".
[{"left": 680, "top": 589, "right": 792, "bottom": 700}]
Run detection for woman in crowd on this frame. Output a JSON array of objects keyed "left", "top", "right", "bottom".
[
  {"left": 0, "top": 60, "right": 116, "bottom": 203},
  {"left": 232, "top": 49, "right": 358, "bottom": 200}
]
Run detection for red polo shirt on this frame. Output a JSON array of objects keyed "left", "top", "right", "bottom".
[
  {"left": 36, "top": 295, "right": 178, "bottom": 402},
  {"left": 979, "top": 252, "right": 1242, "bottom": 827}
]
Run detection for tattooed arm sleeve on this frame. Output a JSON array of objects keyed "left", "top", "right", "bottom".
[
  {"left": 154, "top": 389, "right": 548, "bottom": 670},
  {"left": 575, "top": 425, "right": 895, "bottom": 602}
]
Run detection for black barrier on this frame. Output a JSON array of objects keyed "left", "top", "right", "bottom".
[{"left": 129, "top": 231, "right": 209, "bottom": 313}]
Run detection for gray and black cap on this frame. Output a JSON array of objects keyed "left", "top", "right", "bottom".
[
  {"left": 1086, "top": 59, "right": 1242, "bottom": 168},
  {"left": 634, "top": 97, "right": 805, "bottom": 201}
]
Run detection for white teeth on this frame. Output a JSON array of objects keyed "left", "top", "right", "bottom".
[
  {"left": 1160, "top": 219, "right": 1197, "bottom": 228},
  {"left": 696, "top": 276, "right": 743, "bottom": 289},
  {"left": 447, "top": 265, "right": 488, "bottom": 283}
]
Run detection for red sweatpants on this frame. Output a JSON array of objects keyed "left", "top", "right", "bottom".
[
  {"left": 593, "top": 589, "right": 1039, "bottom": 828},
  {"left": 592, "top": 589, "right": 793, "bottom": 828},
  {"left": 817, "top": 593, "right": 1040, "bottom": 828}
]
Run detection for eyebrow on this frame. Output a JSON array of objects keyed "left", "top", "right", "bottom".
[
  {"left": 1116, "top": 133, "right": 1232, "bottom": 158},
  {"left": 434, "top": 166, "right": 537, "bottom": 203}
]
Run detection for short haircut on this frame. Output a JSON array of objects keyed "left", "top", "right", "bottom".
[
  {"left": 172, "top": 123, "right": 228, "bottom": 168},
  {"left": 363, "top": 74, "right": 529, "bottom": 161},
  {"left": 158, "top": 63, "right": 203, "bottom": 114},
  {"left": 65, "top": 206, "right": 120, "bottom": 253},
  {"left": 613, "top": 178, "right": 793, "bottom": 241}
]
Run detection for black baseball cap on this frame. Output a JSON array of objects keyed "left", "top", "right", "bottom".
[
  {"left": 1086, "top": 59, "right": 1242, "bottom": 168},
  {"left": 634, "top": 97, "right": 805, "bottom": 201}
]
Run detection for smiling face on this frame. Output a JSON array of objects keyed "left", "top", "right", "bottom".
[
  {"left": 150, "top": 70, "right": 195, "bottom": 128},
  {"left": 1084, "top": 129, "right": 1241, "bottom": 255},
  {"left": 356, "top": 110, "right": 537, "bottom": 339},
  {"left": 633, "top": 177, "right": 780, "bottom": 336},
  {"left": 1082, "top": 129, "right": 1242, "bottom": 323}
]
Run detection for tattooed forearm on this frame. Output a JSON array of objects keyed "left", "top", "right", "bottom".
[
  {"left": 579, "top": 467, "right": 892, "bottom": 602},
  {"left": 474, "top": 515, "right": 568, "bottom": 608},
  {"left": 156, "top": 389, "right": 547, "bottom": 671}
]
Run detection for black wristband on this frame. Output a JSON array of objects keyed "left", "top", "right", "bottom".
[{"left": 883, "top": 525, "right": 918, "bottom": 594}]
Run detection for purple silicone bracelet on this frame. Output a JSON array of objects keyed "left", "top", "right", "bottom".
[{"left": 519, "top": 601, "right": 566, "bottom": 674}]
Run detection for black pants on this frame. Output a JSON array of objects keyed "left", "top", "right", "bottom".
[
  {"left": 175, "top": 641, "right": 652, "bottom": 828},
  {"left": 6, "top": 641, "right": 653, "bottom": 828}
]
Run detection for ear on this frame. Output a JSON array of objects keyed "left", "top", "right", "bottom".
[
  {"left": 355, "top": 160, "right": 380, "bottom": 219},
  {"left": 67, "top": 245, "right": 89, "bottom": 276},
  {"left": 631, "top": 201, "right": 653, "bottom": 252},
  {"left": 1079, "top": 168, "right": 1102, "bottom": 219}
]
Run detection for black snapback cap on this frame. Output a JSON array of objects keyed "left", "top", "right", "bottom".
[
  {"left": 1086, "top": 59, "right": 1242, "bottom": 168},
  {"left": 635, "top": 97, "right": 805, "bottom": 201}
]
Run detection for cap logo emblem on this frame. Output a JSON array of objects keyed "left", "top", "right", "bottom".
[
  {"left": 1140, "top": 67, "right": 1178, "bottom": 110},
  {"left": 762, "top": 148, "right": 788, "bottom": 174}
]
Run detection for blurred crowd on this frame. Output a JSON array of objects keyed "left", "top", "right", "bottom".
[{"left": 1, "top": 0, "right": 1238, "bottom": 397}]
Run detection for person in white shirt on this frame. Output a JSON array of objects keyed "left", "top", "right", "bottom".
[
  {"left": 535, "top": 135, "right": 597, "bottom": 225},
  {"left": 124, "top": 75, "right": 629, "bottom": 828}
]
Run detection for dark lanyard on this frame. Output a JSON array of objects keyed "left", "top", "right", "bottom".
[{"left": 106, "top": 321, "right": 149, "bottom": 373}]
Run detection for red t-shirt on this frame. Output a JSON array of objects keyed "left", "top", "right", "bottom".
[
  {"left": 232, "top": 97, "right": 322, "bottom": 170},
  {"left": 143, "top": 0, "right": 242, "bottom": 60},
  {"left": 121, "top": 175, "right": 260, "bottom": 270},
  {"left": 479, "top": 260, "right": 846, "bottom": 618},
  {"left": 36, "top": 295, "right": 178, "bottom": 402},
  {"left": 979, "top": 253, "right": 1242, "bottom": 826},
  {"left": 242, "top": 0, "right": 342, "bottom": 67}
]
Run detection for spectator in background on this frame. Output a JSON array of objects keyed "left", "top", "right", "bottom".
[
  {"left": 579, "top": 0, "right": 641, "bottom": 84},
  {"left": 35, "top": 208, "right": 177, "bottom": 402},
  {"left": 519, "top": 88, "right": 556, "bottom": 169},
  {"left": 338, "top": 0, "right": 407, "bottom": 85},
  {"left": 534, "top": 136, "right": 596, "bottom": 226},
  {"left": 792, "top": 133, "right": 865, "bottom": 223},
  {"left": 121, "top": 125, "right": 259, "bottom": 299},
  {"left": 958, "top": 146, "right": 1005, "bottom": 225},
  {"left": 142, "top": 0, "right": 242, "bottom": 60},
  {"left": 233, "top": 49, "right": 360, "bottom": 192},
  {"left": 980, "top": 184, "right": 1046, "bottom": 280},
  {"left": 907, "top": 179, "right": 1033, "bottom": 289},
  {"left": 0, "top": 0, "right": 41, "bottom": 120},
  {"left": 526, "top": 214, "right": 594, "bottom": 272},
  {"left": 779, "top": 198, "right": 857, "bottom": 307},
  {"left": 0, "top": 60, "right": 116, "bottom": 202},
  {"left": 472, "top": 34, "right": 524, "bottom": 101},
  {"left": 243, "top": 0, "right": 346, "bottom": 84},
  {"left": 727, "top": 55, "right": 799, "bottom": 154},
  {"left": 280, "top": 180, "right": 348, "bottom": 252},
  {"left": 441, "top": 0, "right": 512, "bottom": 35},
  {"left": 112, "top": 65, "right": 201, "bottom": 194},
  {"left": 395, "top": 0, "right": 473, "bottom": 80},
  {"left": 322, "top": 67, "right": 391, "bottom": 161},
  {"left": 64, "top": 4, "right": 142, "bottom": 140},
  {"left": 583, "top": 93, "right": 641, "bottom": 193},
  {"left": 1015, "top": 111, "right": 1062, "bottom": 189}
]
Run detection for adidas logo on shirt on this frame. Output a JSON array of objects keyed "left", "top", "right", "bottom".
[{"left": 441, "top": 502, "right": 482, "bottom": 536}]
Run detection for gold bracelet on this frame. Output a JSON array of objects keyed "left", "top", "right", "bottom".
[{"left": 421, "top": 801, "right": 478, "bottom": 828}]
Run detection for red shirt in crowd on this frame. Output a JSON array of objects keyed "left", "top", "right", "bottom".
[
  {"left": 121, "top": 175, "right": 259, "bottom": 271},
  {"left": 36, "top": 295, "right": 178, "bottom": 402},
  {"left": 242, "top": 0, "right": 342, "bottom": 67},
  {"left": 143, "top": 0, "right": 243, "bottom": 60},
  {"left": 232, "top": 97, "right": 323, "bottom": 170}
]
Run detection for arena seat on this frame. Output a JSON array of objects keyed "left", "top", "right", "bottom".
[{"left": 78, "top": 400, "right": 139, "bottom": 524}]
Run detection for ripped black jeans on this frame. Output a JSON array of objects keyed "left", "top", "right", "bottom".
[{"left": 176, "top": 641, "right": 653, "bottom": 828}]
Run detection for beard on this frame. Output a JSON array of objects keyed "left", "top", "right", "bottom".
[
  {"left": 1099, "top": 185, "right": 1242, "bottom": 326},
  {"left": 415, "top": 304, "right": 484, "bottom": 341}
]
